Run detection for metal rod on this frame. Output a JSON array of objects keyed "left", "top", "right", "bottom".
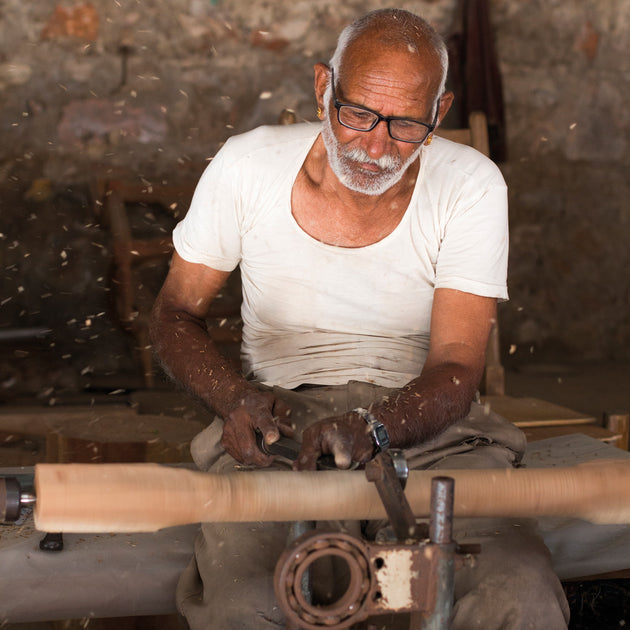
[
  {"left": 424, "top": 476, "right": 455, "bottom": 630},
  {"left": 20, "top": 492, "right": 37, "bottom": 506},
  {"left": 0, "top": 327, "right": 51, "bottom": 341},
  {"left": 429, "top": 477, "right": 454, "bottom": 545}
]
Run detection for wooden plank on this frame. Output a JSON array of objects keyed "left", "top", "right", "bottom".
[
  {"left": 0, "top": 405, "right": 132, "bottom": 437},
  {"left": 41, "top": 412, "right": 205, "bottom": 444},
  {"left": 482, "top": 322, "right": 505, "bottom": 396},
  {"left": 523, "top": 424, "right": 622, "bottom": 447},
  {"left": 0, "top": 406, "right": 206, "bottom": 463},
  {"left": 480, "top": 395, "right": 596, "bottom": 426},
  {"left": 604, "top": 411, "right": 630, "bottom": 451}
]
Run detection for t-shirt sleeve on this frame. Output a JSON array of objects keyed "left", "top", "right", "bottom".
[
  {"left": 434, "top": 168, "right": 509, "bottom": 301},
  {"left": 172, "top": 142, "right": 242, "bottom": 272}
]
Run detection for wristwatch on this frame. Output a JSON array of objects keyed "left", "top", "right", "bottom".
[{"left": 352, "top": 407, "right": 390, "bottom": 453}]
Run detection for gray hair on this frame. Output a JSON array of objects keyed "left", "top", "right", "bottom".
[{"left": 329, "top": 9, "right": 449, "bottom": 99}]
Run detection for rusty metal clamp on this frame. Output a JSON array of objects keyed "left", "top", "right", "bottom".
[{"left": 273, "top": 451, "right": 479, "bottom": 630}]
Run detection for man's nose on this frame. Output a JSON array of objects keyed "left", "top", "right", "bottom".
[{"left": 363, "top": 119, "right": 394, "bottom": 160}]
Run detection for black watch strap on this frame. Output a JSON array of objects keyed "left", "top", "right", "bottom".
[{"left": 353, "top": 407, "right": 390, "bottom": 453}]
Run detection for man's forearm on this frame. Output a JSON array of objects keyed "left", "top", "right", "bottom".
[
  {"left": 372, "top": 362, "right": 481, "bottom": 449},
  {"left": 149, "top": 300, "right": 255, "bottom": 418}
]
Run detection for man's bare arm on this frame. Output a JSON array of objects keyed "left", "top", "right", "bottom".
[
  {"left": 297, "top": 288, "right": 495, "bottom": 469},
  {"left": 377, "top": 288, "right": 495, "bottom": 447},
  {"left": 149, "top": 252, "right": 289, "bottom": 466}
]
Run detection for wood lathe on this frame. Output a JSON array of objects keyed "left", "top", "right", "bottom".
[
  {"left": 3, "top": 453, "right": 630, "bottom": 629},
  {"left": 2, "top": 457, "right": 630, "bottom": 532}
]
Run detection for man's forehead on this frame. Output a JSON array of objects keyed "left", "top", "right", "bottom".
[
  {"left": 338, "top": 31, "right": 441, "bottom": 84},
  {"left": 336, "top": 46, "right": 441, "bottom": 103}
]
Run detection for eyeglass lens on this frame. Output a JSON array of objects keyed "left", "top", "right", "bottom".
[{"left": 337, "top": 105, "right": 431, "bottom": 142}]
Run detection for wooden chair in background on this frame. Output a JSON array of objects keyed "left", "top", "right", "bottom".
[
  {"left": 94, "top": 178, "right": 190, "bottom": 388},
  {"left": 93, "top": 175, "right": 244, "bottom": 388}
]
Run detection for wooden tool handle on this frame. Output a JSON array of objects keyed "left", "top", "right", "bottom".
[{"left": 34, "top": 460, "right": 630, "bottom": 533}]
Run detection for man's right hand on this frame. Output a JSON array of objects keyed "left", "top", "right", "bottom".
[{"left": 220, "top": 390, "right": 293, "bottom": 466}]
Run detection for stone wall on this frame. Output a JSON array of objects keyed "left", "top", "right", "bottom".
[
  {"left": 1, "top": 0, "right": 629, "bottom": 390},
  {"left": 495, "top": 0, "right": 630, "bottom": 363}
]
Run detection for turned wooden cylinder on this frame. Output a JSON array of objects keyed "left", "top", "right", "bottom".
[{"left": 33, "top": 459, "right": 630, "bottom": 533}]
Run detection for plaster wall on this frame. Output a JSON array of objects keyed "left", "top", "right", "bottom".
[{"left": 1, "top": 0, "right": 628, "bottom": 389}]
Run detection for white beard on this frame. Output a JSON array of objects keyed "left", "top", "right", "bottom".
[{"left": 321, "top": 110, "right": 424, "bottom": 196}]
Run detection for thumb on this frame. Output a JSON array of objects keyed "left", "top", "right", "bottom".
[
  {"left": 263, "top": 421, "right": 280, "bottom": 445},
  {"left": 331, "top": 441, "right": 353, "bottom": 470}
]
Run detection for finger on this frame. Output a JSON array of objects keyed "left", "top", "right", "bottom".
[
  {"left": 331, "top": 441, "right": 353, "bottom": 470},
  {"left": 222, "top": 406, "right": 275, "bottom": 466},
  {"left": 294, "top": 453, "right": 318, "bottom": 471},
  {"left": 278, "top": 422, "right": 296, "bottom": 440},
  {"left": 221, "top": 430, "right": 275, "bottom": 467},
  {"left": 294, "top": 441, "right": 321, "bottom": 471},
  {"left": 246, "top": 407, "right": 280, "bottom": 446},
  {"left": 241, "top": 441, "right": 275, "bottom": 467},
  {"left": 262, "top": 421, "right": 280, "bottom": 446},
  {"left": 271, "top": 399, "right": 295, "bottom": 440},
  {"left": 272, "top": 398, "right": 292, "bottom": 422}
]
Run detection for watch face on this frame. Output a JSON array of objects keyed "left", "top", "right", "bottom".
[{"left": 373, "top": 424, "right": 390, "bottom": 450}]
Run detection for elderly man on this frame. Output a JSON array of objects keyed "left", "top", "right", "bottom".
[{"left": 150, "top": 8, "right": 569, "bottom": 629}]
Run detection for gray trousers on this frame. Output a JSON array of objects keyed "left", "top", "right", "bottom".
[{"left": 177, "top": 382, "right": 570, "bottom": 629}]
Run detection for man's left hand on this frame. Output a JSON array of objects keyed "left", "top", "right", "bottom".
[{"left": 295, "top": 411, "right": 375, "bottom": 470}]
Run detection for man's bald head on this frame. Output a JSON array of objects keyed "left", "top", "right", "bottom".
[{"left": 329, "top": 9, "right": 449, "bottom": 100}]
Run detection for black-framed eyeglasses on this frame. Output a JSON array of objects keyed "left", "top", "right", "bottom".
[{"left": 329, "top": 69, "right": 440, "bottom": 144}]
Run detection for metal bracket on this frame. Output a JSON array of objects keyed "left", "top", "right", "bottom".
[
  {"left": 274, "top": 452, "right": 479, "bottom": 629},
  {"left": 365, "top": 450, "right": 419, "bottom": 541}
]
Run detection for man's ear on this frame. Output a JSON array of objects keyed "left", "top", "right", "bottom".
[
  {"left": 436, "top": 91, "right": 454, "bottom": 128},
  {"left": 313, "top": 63, "right": 331, "bottom": 113}
]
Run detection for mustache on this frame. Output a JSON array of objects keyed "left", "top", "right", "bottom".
[{"left": 342, "top": 146, "right": 400, "bottom": 171}]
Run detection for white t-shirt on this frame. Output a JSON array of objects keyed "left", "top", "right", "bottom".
[{"left": 173, "top": 123, "right": 508, "bottom": 389}]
